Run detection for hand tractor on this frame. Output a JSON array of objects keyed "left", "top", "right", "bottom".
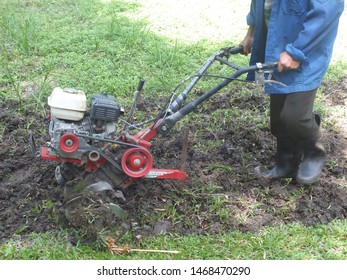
[{"left": 30, "top": 46, "right": 279, "bottom": 231}]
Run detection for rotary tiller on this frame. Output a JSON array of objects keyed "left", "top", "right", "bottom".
[{"left": 30, "top": 46, "right": 278, "bottom": 220}]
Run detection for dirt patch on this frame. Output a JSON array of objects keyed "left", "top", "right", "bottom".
[
  {"left": 0, "top": 78, "right": 347, "bottom": 242},
  {"left": 0, "top": 101, "right": 60, "bottom": 238}
]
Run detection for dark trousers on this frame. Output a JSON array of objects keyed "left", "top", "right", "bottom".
[{"left": 269, "top": 88, "right": 321, "bottom": 143}]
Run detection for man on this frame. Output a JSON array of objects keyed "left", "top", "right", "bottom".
[{"left": 240, "top": 0, "right": 344, "bottom": 184}]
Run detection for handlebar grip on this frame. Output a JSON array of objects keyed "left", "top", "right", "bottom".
[
  {"left": 137, "top": 79, "right": 145, "bottom": 91},
  {"left": 228, "top": 46, "right": 244, "bottom": 54},
  {"left": 262, "top": 61, "right": 278, "bottom": 69}
]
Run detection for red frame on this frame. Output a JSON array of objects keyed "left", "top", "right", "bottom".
[{"left": 40, "top": 121, "right": 187, "bottom": 186}]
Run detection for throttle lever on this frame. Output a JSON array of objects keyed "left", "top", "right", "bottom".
[{"left": 254, "top": 62, "right": 286, "bottom": 87}]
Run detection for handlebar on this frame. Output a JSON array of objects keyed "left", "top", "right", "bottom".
[
  {"left": 233, "top": 61, "right": 278, "bottom": 78},
  {"left": 155, "top": 47, "right": 279, "bottom": 135},
  {"left": 166, "top": 46, "right": 247, "bottom": 114},
  {"left": 219, "top": 46, "right": 279, "bottom": 71}
]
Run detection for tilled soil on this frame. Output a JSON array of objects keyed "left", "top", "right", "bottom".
[{"left": 0, "top": 79, "right": 346, "bottom": 242}]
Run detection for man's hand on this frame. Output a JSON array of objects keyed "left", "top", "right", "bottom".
[
  {"left": 240, "top": 37, "right": 253, "bottom": 56},
  {"left": 239, "top": 26, "right": 254, "bottom": 56},
  {"left": 278, "top": 51, "right": 301, "bottom": 72}
]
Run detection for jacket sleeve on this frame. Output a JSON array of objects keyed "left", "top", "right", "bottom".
[
  {"left": 246, "top": 0, "right": 256, "bottom": 26},
  {"left": 285, "top": 0, "right": 344, "bottom": 62}
]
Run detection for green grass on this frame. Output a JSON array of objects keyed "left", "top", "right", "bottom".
[
  {"left": 0, "top": 0, "right": 244, "bottom": 110},
  {"left": 0, "top": 0, "right": 346, "bottom": 260},
  {"left": 1, "top": 220, "right": 346, "bottom": 260}
]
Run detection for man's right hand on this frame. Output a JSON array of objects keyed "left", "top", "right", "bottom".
[{"left": 277, "top": 51, "right": 301, "bottom": 72}]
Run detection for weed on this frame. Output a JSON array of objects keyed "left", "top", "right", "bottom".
[
  {"left": 30, "top": 199, "right": 59, "bottom": 224},
  {"left": 208, "top": 194, "right": 232, "bottom": 223},
  {"left": 15, "top": 226, "right": 29, "bottom": 235},
  {"left": 161, "top": 202, "right": 183, "bottom": 225},
  {"left": 1, "top": 60, "right": 23, "bottom": 104},
  {"left": 0, "top": 123, "right": 5, "bottom": 142},
  {"left": 206, "top": 163, "right": 233, "bottom": 173},
  {"left": 27, "top": 71, "right": 53, "bottom": 115},
  {"left": 0, "top": 8, "right": 39, "bottom": 55}
]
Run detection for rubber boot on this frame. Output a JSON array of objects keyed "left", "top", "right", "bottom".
[
  {"left": 295, "top": 142, "right": 325, "bottom": 184},
  {"left": 296, "top": 114, "right": 326, "bottom": 184},
  {"left": 254, "top": 138, "right": 302, "bottom": 180}
]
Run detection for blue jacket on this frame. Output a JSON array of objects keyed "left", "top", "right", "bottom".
[{"left": 247, "top": 0, "right": 344, "bottom": 94}]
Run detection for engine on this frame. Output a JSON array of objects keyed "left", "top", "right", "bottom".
[
  {"left": 38, "top": 87, "right": 186, "bottom": 190},
  {"left": 46, "top": 87, "right": 122, "bottom": 161}
]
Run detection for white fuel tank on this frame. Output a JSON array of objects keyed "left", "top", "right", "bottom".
[{"left": 48, "top": 87, "right": 87, "bottom": 121}]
